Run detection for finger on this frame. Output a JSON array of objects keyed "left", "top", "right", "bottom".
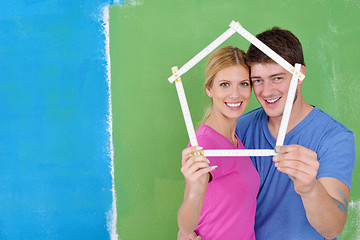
[
  {"left": 276, "top": 166, "right": 316, "bottom": 187},
  {"left": 276, "top": 145, "right": 316, "bottom": 160},
  {"left": 182, "top": 146, "right": 203, "bottom": 165},
  {"left": 275, "top": 160, "right": 317, "bottom": 177},
  {"left": 275, "top": 162, "right": 317, "bottom": 185},
  {"left": 183, "top": 155, "right": 210, "bottom": 170},
  {"left": 274, "top": 153, "right": 319, "bottom": 173},
  {"left": 182, "top": 160, "right": 213, "bottom": 177},
  {"left": 273, "top": 147, "right": 318, "bottom": 168},
  {"left": 190, "top": 166, "right": 217, "bottom": 181}
]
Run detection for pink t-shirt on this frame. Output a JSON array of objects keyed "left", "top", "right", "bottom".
[{"left": 190, "top": 125, "right": 260, "bottom": 240}]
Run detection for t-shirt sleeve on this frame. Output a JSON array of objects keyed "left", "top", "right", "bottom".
[
  {"left": 317, "top": 129, "right": 355, "bottom": 189},
  {"left": 193, "top": 133, "right": 222, "bottom": 180}
]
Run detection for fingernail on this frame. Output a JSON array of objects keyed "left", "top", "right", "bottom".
[
  {"left": 207, "top": 159, "right": 210, "bottom": 164},
  {"left": 273, "top": 156, "right": 278, "bottom": 161},
  {"left": 196, "top": 146, "right": 203, "bottom": 150},
  {"left": 275, "top": 146, "right": 280, "bottom": 153},
  {"left": 211, "top": 165, "right": 218, "bottom": 169}
]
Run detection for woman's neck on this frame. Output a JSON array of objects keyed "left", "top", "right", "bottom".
[{"left": 204, "top": 113, "right": 238, "bottom": 147}]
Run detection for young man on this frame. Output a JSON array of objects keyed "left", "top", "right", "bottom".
[
  {"left": 236, "top": 26, "right": 355, "bottom": 239},
  {"left": 178, "top": 27, "right": 355, "bottom": 240}
]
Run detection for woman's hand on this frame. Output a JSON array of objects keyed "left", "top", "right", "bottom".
[{"left": 181, "top": 146, "right": 217, "bottom": 197}]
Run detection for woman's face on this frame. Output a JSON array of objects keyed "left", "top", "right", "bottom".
[{"left": 206, "top": 65, "right": 251, "bottom": 120}]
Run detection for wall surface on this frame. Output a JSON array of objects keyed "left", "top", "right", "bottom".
[
  {"left": 110, "top": 0, "right": 360, "bottom": 239},
  {"left": 1, "top": 0, "right": 358, "bottom": 239},
  {"left": 0, "top": 1, "right": 117, "bottom": 239}
]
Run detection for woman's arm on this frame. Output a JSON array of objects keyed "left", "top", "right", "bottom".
[{"left": 177, "top": 146, "right": 216, "bottom": 235}]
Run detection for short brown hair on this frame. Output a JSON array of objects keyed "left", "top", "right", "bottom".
[{"left": 245, "top": 26, "right": 305, "bottom": 67}]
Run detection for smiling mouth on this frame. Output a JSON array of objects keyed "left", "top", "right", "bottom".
[
  {"left": 226, "top": 102, "right": 242, "bottom": 107},
  {"left": 265, "top": 97, "right": 281, "bottom": 104}
]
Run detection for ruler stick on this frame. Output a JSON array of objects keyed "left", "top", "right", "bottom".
[
  {"left": 169, "top": 21, "right": 306, "bottom": 157},
  {"left": 275, "top": 63, "right": 302, "bottom": 147},
  {"left": 172, "top": 67, "right": 198, "bottom": 147},
  {"left": 204, "top": 149, "right": 276, "bottom": 157},
  {"left": 168, "top": 27, "right": 236, "bottom": 83},
  {"left": 229, "top": 21, "right": 305, "bottom": 81}
]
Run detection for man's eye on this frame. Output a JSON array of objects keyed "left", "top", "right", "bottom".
[{"left": 252, "top": 79, "right": 262, "bottom": 84}]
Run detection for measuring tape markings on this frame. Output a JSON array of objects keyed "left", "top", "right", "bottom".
[
  {"left": 229, "top": 21, "right": 305, "bottom": 81},
  {"left": 168, "top": 26, "right": 236, "bottom": 83},
  {"left": 172, "top": 67, "right": 199, "bottom": 147},
  {"left": 275, "top": 63, "right": 302, "bottom": 147},
  {"left": 204, "top": 149, "right": 276, "bottom": 157}
]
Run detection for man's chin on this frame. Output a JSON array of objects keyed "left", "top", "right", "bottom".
[{"left": 262, "top": 107, "right": 283, "bottom": 119}]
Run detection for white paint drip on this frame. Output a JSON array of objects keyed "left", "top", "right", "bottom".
[{"left": 101, "top": 5, "right": 119, "bottom": 240}]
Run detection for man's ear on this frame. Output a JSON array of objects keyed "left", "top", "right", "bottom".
[
  {"left": 299, "top": 65, "right": 306, "bottom": 85},
  {"left": 205, "top": 86, "right": 212, "bottom": 98},
  {"left": 300, "top": 65, "right": 306, "bottom": 75}
]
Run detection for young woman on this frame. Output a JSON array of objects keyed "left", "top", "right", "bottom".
[{"left": 177, "top": 46, "right": 260, "bottom": 240}]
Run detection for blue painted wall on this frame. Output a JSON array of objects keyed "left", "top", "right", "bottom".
[{"left": 0, "top": 1, "right": 116, "bottom": 239}]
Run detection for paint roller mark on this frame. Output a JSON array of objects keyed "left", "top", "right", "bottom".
[
  {"left": 340, "top": 200, "right": 360, "bottom": 239},
  {"left": 317, "top": 37, "right": 339, "bottom": 115},
  {"left": 112, "top": 0, "right": 143, "bottom": 6},
  {"left": 328, "top": 22, "right": 339, "bottom": 34}
]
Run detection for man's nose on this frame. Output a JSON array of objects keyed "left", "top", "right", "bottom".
[{"left": 261, "top": 80, "right": 274, "bottom": 97}]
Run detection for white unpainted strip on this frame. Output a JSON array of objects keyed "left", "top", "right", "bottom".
[
  {"left": 113, "top": 0, "right": 144, "bottom": 6},
  {"left": 102, "top": 5, "right": 119, "bottom": 240}
]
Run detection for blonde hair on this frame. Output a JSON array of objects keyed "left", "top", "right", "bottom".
[{"left": 199, "top": 46, "right": 249, "bottom": 125}]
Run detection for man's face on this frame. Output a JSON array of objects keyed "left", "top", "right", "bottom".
[{"left": 250, "top": 62, "right": 295, "bottom": 120}]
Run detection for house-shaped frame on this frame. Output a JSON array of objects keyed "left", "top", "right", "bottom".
[{"left": 168, "top": 21, "right": 304, "bottom": 157}]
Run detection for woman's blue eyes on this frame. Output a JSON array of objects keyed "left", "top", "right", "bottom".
[
  {"left": 219, "top": 82, "right": 249, "bottom": 87},
  {"left": 220, "top": 82, "right": 229, "bottom": 87}
]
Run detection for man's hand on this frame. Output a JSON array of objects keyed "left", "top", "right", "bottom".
[
  {"left": 273, "top": 144, "right": 350, "bottom": 238},
  {"left": 273, "top": 144, "right": 319, "bottom": 195}
]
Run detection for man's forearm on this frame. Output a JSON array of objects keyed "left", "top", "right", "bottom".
[{"left": 301, "top": 180, "right": 347, "bottom": 239}]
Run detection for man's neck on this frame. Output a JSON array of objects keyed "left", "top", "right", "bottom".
[{"left": 268, "top": 97, "right": 314, "bottom": 139}]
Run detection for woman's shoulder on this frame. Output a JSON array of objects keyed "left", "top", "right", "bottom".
[{"left": 195, "top": 125, "right": 222, "bottom": 149}]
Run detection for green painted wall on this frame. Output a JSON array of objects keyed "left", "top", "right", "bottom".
[{"left": 110, "top": 0, "right": 359, "bottom": 239}]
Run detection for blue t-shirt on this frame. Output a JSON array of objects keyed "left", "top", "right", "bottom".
[{"left": 235, "top": 106, "right": 355, "bottom": 240}]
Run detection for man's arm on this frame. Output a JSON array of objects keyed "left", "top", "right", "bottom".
[
  {"left": 273, "top": 145, "right": 349, "bottom": 239},
  {"left": 302, "top": 177, "right": 349, "bottom": 238}
]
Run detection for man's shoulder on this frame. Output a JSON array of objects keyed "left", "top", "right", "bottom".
[{"left": 310, "top": 107, "right": 353, "bottom": 135}]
